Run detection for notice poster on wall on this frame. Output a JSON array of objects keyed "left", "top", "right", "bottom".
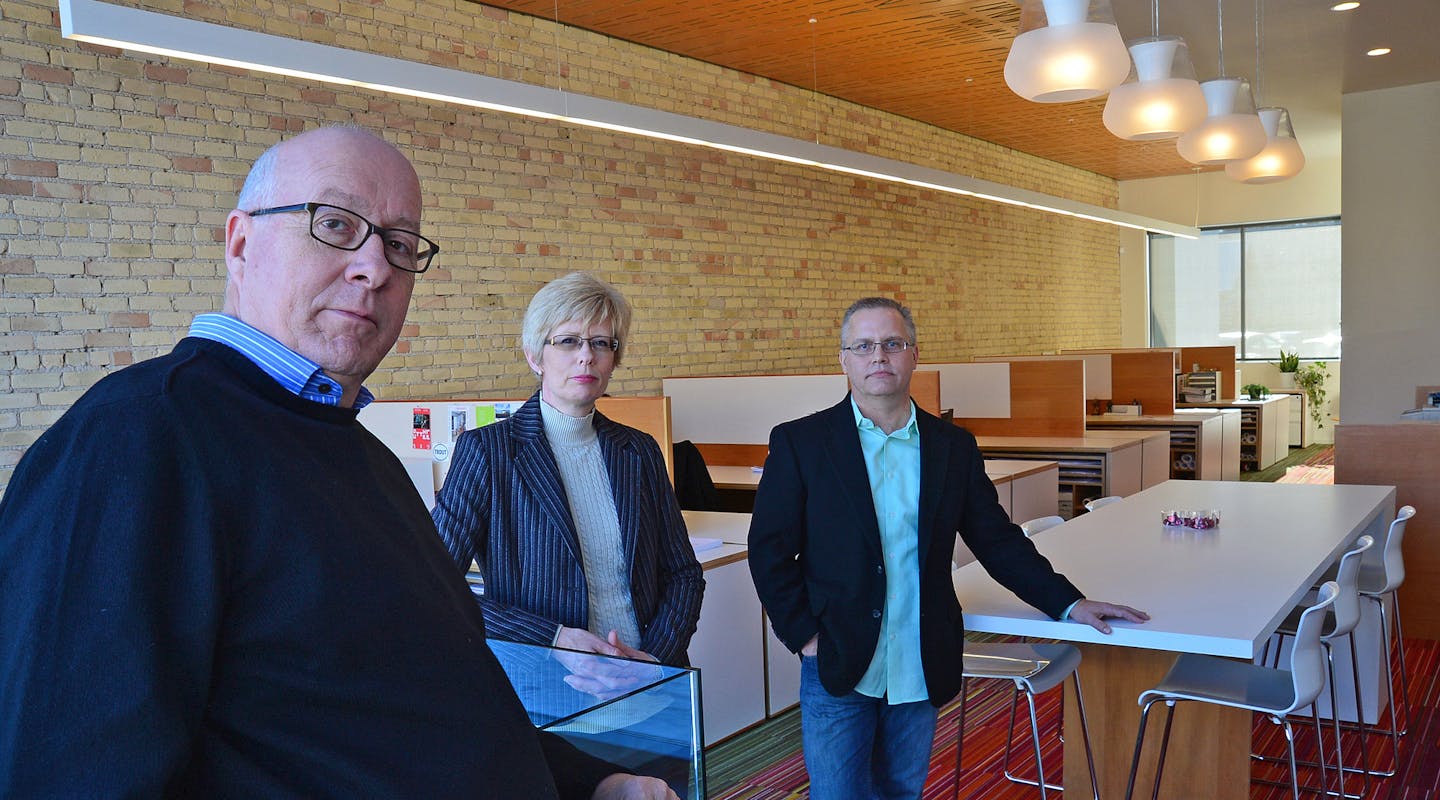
[{"left": 412, "top": 407, "right": 431, "bottom": 450}]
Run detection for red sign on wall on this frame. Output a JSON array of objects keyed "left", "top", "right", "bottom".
[{"left": 412, "top": 407, "right": 431, "bottom": 450}]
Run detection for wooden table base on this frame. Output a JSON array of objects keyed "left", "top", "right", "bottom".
[{"left": 1064, "top": 644, "right": 1252, "bottom": 800}]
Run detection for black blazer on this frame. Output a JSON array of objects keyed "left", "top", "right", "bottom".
[
  {"left": 432, "top": 394, "right": 704, "bottom": 666},
  {"left": 747, "top": 396, "right": 1083, "bottom": 706}
]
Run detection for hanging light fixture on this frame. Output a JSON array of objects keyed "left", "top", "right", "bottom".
[
  {"left": 1226, "top": 2, "right": 1305, "bottom": 182},
  {"left": 1004, "top": 0, "right": 1131, "bottom": 103},
  {"left": 1226, "top": 107, "right": 1305, "bottom": 182},
  {"left": 1176, "top": 0, "right": 1266, "bottom": 165},
  {"left": 1104, "top": 0, "right": 1205, "bottom": 140}
]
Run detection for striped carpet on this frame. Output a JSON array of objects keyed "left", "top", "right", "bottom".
[
  {"left": 706, "top": 636, "right": 1439, "bottom": 799},
  {"left": 1241, "top": 444, "right": 1334, "bottom": 482},
  {"left": 1276, "top": 464, "right": 1336, "bottom": 484}
]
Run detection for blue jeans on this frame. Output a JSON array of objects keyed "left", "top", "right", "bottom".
[{"left": 799, "top": 655, "right": 938, "bottom": 800}]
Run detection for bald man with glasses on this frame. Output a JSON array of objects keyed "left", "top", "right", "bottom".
[{"left": 0, "top": 126, "right": 675, "bottom": 800}]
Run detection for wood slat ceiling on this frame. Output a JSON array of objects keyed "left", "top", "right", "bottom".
[{"left": 471, "top": 0, "right": 1205, "bottom": 181}]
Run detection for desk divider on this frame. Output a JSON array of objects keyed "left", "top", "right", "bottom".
[
  {"left": 1109, "top": 351, "right": 1179, "bottom": 415},
  {"left": 1180, "top": 345, "right": 1238, "bottom": 399},
  {"left": 946, "top": 359, "right": 1086, "bottom": 437},
  {"left": 662, "top": 371, "right": 941, "bottom": 468},
  {"left": 358, "top": 395, "right": 675, "bottom": 491}
]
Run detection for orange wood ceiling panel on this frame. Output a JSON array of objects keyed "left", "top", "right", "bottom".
[{"left": 471, "top": 0, "right": 1216, "bottom": 181}]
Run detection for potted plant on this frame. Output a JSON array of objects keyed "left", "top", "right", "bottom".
[
  {"left": 1242, "top": 383, "right": 1269, "bottom": 401},
  {"left": 1295, "top": 362, "right": 1330, "bottom": 428},
  {"left": 1277, "top": 350, "right": 1300, "bottom": 388}
]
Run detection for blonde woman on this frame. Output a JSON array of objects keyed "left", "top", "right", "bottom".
[{"left": 433, "top": 272, "right": 703, "bottom": 666}]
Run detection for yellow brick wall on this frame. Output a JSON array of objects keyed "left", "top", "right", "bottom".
[{"left": 0, "top": 0, "right": 1120, "bottom": 493}]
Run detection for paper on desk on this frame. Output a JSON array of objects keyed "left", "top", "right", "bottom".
[{"left": 689, "top": 536, "right": 724, "bottom": 554}]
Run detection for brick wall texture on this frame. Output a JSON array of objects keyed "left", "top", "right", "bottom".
[{"left": 0, "top": 0, "right": 1121, "bottom": 494}]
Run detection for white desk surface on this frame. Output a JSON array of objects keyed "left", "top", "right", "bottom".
[
  {"left": 952, "top": 480, "right": 1395, "bottom": 659},
  {"left": 1179, "top": 396, "right": 1290, "bottom": 408},
  {"left": 683, "top": 509, "right": 752, "bottom": 545},
  {"left": 972, "top": 432, "right": 1149, "bottom": 453},
  {"left": 712, "top": 460, "right": 1057, "bottom": 489},
  {"left": 1086, "top": 413, "right": 1212, "bottom": 428},
  {"left": 707, "top": 465, "right": 762, "bottom": 490},
  {"left": 984, "top": 459, "right": 1058, "bottom": 484}
]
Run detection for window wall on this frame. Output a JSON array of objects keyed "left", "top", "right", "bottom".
[{"left": 1150, "top": 218, "right": 1341, "bottom": 360}]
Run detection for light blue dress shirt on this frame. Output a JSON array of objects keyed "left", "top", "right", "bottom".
[
  {"left": 188, "top": 313, "right": 374, "bottom": 409},
  {"left": 850, "top": 397, "right": 928, "bottom": 704}
]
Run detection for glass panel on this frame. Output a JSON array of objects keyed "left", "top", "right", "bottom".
[
  {"left": 1150, "top": 219, "right": 1340, "bottom": 360},
  {"left": 1243, "top": 222, "right": 1342, "bottom": 360},
  {"left": 1149, "top": 230, "right": 1242, "bottom": 350},
  {"left": 489, "top": 638, "right": 705, "bottom": 799}
]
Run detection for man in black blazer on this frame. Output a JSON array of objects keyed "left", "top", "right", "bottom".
[{"left": 748, "top": 297, "right": 1147, "bottom": 800}]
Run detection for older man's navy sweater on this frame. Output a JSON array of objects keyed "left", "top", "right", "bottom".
[{"left": 0, "top": 337, "right": 613, "bottom": 798}]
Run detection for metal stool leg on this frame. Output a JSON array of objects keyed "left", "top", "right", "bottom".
[
  {"left": 1070, "top": 672, "right": 1101, "bottom": 800},
  {"left": 953, "top": 677, "right": 969, "bottom": 800},
  {"left": 1124, "top": 698, "right": 1163, "bottom": 800},
  {"left": 1150, "top": 701, "right": 1177, "bottom": 800}
]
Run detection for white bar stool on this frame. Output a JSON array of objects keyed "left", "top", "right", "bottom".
[
  {"left": 954, "top": 642, "right": 1099, "bottom": 799},
  {"left": 1316, "top": 505, "right": 1416, "bottom": 775},
  {"left": 1125, "top": 582, "right": 1341, "bottom": 800},
  {"left": 1082, "top": 496, "right": 1122, "bottom": 512},
  {"left": 1019, "top": 515, "right": 1065, "bottom": 537},
  {"left": 1263, "top": 535, "right": 1374, "bottom": 798}
]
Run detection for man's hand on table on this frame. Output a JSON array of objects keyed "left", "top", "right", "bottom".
[{"left": 1070, "top": 599, "right": 1151, "bottom": 634}]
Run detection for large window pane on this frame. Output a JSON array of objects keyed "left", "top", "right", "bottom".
[
  {"left": 1149, "top": 218, "right": 1340, "bottom": 360},
  {"left": 1150, "top": 231, "right": 1242, "bottom": 350},
  {"left": 1243, "top": 222, "right": 1342, "bottom": 360}
]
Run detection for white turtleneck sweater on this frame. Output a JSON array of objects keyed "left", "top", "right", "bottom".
[{"left": 540, "top": 399, "right": 641, "bottom": 648}]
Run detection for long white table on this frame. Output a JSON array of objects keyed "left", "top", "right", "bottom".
[{"left": 952, "top": 480, "right": 1396, "bottom": 799}]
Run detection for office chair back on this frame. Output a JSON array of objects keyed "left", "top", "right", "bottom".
[
  {"left": 1289, "top": 581, "right": 1341, "bottom": 714},
  {"left": 1018, "top": 516, "right": 1064, "bottom": 537},
  {"left": 1330, "top": 535, "right": 1373, "bottom": 639},
  {"left": 1374, "top": 505, "right": 1415, "bottom": 595}
]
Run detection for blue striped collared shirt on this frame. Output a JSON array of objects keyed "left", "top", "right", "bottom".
[{"left": 188, "top": 313, "right": 375, "bottom": 409}]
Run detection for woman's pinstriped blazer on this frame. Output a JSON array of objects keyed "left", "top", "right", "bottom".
[{"left": 431, "top": 393, "right": 704, "bottom": 666}]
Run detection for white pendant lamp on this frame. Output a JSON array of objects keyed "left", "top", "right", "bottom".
[
  {"left": 1175, "top": 0, "right": 1266, "bottom": 165},
  {"left": 1103, "top": 36, "right": 1207, "bottom": 140},
  {"left": 1176, "top": 77, "right": 1266, "bottom": 164},
  {"left": 1225, "top": 107, "right": 1305, "bottom": 182},
  {"left": 1004, "top": 0, "right": 1131, "bottom": 103},
  {"left": 1225, "top": 2, "right": 1305, "bottom": 182}
]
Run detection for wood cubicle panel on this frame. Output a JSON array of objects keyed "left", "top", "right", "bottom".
[
  {"left": 595, "top": 396, "right": 674, "bottom": 483},
  {"left": 1180, "top": 346, "right": 1237, "bottom": 399},
  {"left": 1109, "top": 351, "right": 1178, "bottom": 415},
  {"left": 953, "top": 359, "right": 1086, "bottom": 437},
  {"left": 911, "top": 370, "right": 940, "bottom": 418},
  {"left": 1336, "top": 423, "right": 1440, "bottom": 640},
  {"left": 366, "top": 396, "right": 676, "bottom": 484},
  {"left": 668, "top": 371, "right": 940, "bottom": 468},
  {"left": 695, "top": 442, "right": 770, "bottom": 468}
]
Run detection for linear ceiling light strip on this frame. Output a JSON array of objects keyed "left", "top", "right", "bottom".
[{"left": 59, "top": 0, "right": 1199, "bottom": 239}]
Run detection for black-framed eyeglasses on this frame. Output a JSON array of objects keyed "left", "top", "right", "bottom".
[
  {"left": 545, "top": 335, "right": 621, "bottom": 355},
  {"left": 245, "top": 202, "right": 439, "bottom": 274},
  {"left": 842, "top": 339, "right": 912, "bottom": 355}
]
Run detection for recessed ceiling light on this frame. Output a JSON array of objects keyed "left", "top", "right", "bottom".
[
  {"left": 1330, "top": 2, "right": 1360, "bottom": 11},
  {"left": 1367, "top": 47, "right": 1392, "bottom": 56}
]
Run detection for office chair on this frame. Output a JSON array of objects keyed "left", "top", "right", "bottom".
[
  {"left": 1019, "top": 515, "right": 1065, "bottom": 537},
  {"left": 1083, "top": 496, "right": 1123, "bottom": 512},
  {"left": 955, "top": 642, "right": 1099, "bottom": 799},
  {"left": 1124, "top": 582, "right": 1341, "bottom": 800}
]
